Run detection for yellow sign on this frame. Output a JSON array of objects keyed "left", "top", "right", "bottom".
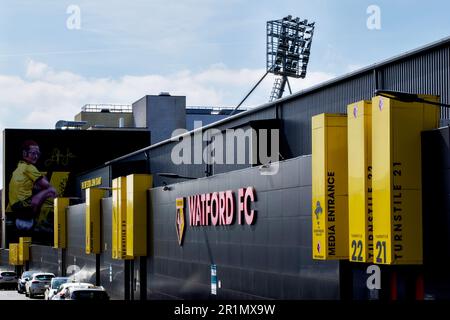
[
  {"left": 19, "top": 237, "right": 31, "bottom": 262},
  {"left": 348, "top": 101, "right": 373, "bottom": 262},
  {"left": 312, "top": 113, "right": 349, "bottom": 260},
  {"left": 372, "top": 95, "right": 440, "bottom": 265},
  {"left": 81, "top": 177, "right": 102, "bottom": 190},
  {"left": 126, "top": 174, "right": 153, "bottom": 257},
  {"left": 85, "top": 188, "right": 106, "bottom": 254},
  {"left": 9, "top": 243, "right": 21, "bottom": 265},
  {"left": 112, "top": 177, "right": 132, "bottom": 260},
  {"left": 54, "top": 197, "right": 69, "bottom": 249}
]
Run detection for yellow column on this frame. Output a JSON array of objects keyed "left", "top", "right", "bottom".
[
  {"left": 112, "top": 177, "right": 132, "bottom": 259},
  {"left": 85, "top": 188, "right": 106, "bottom": 254},
  {"left": 347, "top": 101, "right": 373, "bottom": 262},
  {"left": 126, "top": 174, "right": 153, "bottom": 257},
  {"left": 312, "top": 113, "right": 348, "bottom": 260},
  {"left": 54, "top": 197, "right": 70, "bottom": 249},
  {"left": 372, "top": 95, "right": 439, "bottom": 264}
]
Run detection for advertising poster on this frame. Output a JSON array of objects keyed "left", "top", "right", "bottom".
[{"left": 2, "top": 129, "right": 150, "bottom": 247}]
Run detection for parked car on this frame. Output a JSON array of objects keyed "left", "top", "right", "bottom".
[
  {"left": 25, "top": 273, "right": 55, "bottom": 298},
  {"left": 17, "top": 270, "right": 39, "bottom": 294},
  {"left": 51, "top": 282, "right": 95, "bottom": 300},
  {"left": 64, "top": 286, "right": 109, "bottom": 300},
  {"left": 44, "top": 277, "right": 69, "bottom": 300},
  {"left": 0, "top": 271, "right": 17, "bottom": 289}
]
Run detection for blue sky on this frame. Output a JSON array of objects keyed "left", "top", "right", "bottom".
[
  {"left": 1, "top": 0, "right": 450, "bottom": 127},
  {"left": 1, "top": 0, "right": 450, "bottom": 186},
  {"left": 3, "top": 0, "right": 450, "bottom": 78}
]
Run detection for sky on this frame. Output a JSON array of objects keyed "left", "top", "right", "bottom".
[{"left": 1, "top": 0, "right": 450, "bottom": 187}]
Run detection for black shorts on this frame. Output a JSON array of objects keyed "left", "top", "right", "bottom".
[{"left": 10, "top": 197, "right": 35, "bottom": 219}]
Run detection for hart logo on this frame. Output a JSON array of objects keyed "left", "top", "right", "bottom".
[
  {"left": 314, "top": 200, "right": 323, "bottom": 222},
  {"left": 175, "top": 198, "right": 186, "bottom": 246},
  {"left": 353, "top": 105, "right": 358, "bottom": 118},
  {"left": 379, "top": 98, "right": 384, "bottom": 111},
  {"left": 317, "top": 241, "right": 321, "bottom": 253}
]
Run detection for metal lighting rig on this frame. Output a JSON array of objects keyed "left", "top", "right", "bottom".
[
  {"left": 230, "top": 15, "right": 315, "bottom": 116},
  {"left": 267, "top": 15, "right": 315, "bottom": 101}
]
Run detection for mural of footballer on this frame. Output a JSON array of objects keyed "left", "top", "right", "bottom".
[{"left": 6, "top": 140, "right": 57, "bottom": 233}]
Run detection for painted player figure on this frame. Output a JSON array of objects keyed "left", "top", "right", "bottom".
[{"left": 6, "top": 140, "right": 57, "bottom": 232}]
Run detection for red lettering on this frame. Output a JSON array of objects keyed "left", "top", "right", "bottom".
[
  {"left": 225, "top": 190, "right": 234, "bottom": 225},
  {"left": 205, "top": 193, "right": 211, "bottom": 225},
  {"left": 238, "top": 188, "right": 245, "bottom": 225},
  {"left": 244, "top": 187, "right": 255, "bottom": 225},
  {"left": 211, "top": 192, "right": 219, "bottom": 226},
  {"left": 219, "top": 192, "right": 226, "bottom": 225},
  {"left": 199, "top": 194, "right": 205, "bottom": 225},
  {"left": 188, "top": 196, "right": 197, "bottom": 226},
  {"left": 187, "top": 187, "right": 254, "bottom": 227},
  {"left": 193, "top": 196, "right": 198, "bottom": 225}
]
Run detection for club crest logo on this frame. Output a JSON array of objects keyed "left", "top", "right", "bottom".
[
  {"left": 379, "top": 97, "right": 384, "bottom": 111},
  {"left": 314, "top": 200, "right": 323, "bottom": 220},
  {"left": 353, "top": 104, "right": 358, "bottom": 118},
  {"left": 175, "top": 198, "right": 185, "bottom": 246}
]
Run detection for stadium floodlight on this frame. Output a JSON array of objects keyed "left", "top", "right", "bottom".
[
  {"left": 230, "top": 15, "right": 315, "bottom": 116},
  {"left": 267, "top": 16, "right": 315, "bottom": 101}
]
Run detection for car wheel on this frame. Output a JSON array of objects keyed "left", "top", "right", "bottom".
[{"left": 29, "top": 290, "right": 34, "bottom": 299}]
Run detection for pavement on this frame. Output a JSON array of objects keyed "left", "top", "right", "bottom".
[{"left": 0, "top": 288, "right": 41, "bottom": 300}]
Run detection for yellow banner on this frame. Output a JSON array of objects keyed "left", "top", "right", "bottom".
[
  {"left": 372, "top": 95, "right": 439, "bottom": 264},
  {"left": 54, "top": 198, "right": 69, "bottom": 249},
  {"left": 348, "top": 101, "right": 373, "bottom": 262},
  {"left": 126, "top": 174, "right": 153, "bottom": 257},
  {"left": 9, "top": 243, "right": 21, "bottom": 265},
  {"left": 112, "top": 177, "right": 133, "bottom": 260},
  {"left": 85, "top": 188, "right": 106, "bottom": 254},
  {"left": 312, "top": 113, "right": 348, "bottom": 260}
]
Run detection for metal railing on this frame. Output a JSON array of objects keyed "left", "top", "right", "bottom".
[{"left": 81, "top": 104, "right": 132, "bottom": 113}]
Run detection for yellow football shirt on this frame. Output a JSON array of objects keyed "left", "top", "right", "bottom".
[{"left": 8, "top": 160, "right": 43, "bottom": 205}]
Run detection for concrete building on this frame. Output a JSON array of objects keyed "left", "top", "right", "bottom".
[
  {"left": 74, "top": 104, "right": 135, "bottom": 129},
  {"left": 72, "top": 93, "right": 246, "bottom": 145}
]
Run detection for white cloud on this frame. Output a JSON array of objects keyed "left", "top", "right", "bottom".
[{"left": 0, "top": 60, "right": 335, "bottom": 187}]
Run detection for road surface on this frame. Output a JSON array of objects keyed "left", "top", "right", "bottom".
[{"left": 0, "top": 288, "right": 41, "bottom": 300}]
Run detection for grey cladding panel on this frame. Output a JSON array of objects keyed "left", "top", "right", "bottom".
[{"left": 147, "top": 156, "right": 340, "bottom": 299}]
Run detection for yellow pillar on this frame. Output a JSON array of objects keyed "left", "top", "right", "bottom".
[{"left": 312, "top": 113, "right": 349, "bottom": 260}]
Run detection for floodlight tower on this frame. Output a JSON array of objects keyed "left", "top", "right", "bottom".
[
  {"left": 230, "top": 15, "right": 315, "bottom": 116},
  {"left": 267, "top": 16, "right": 315, "bottom": 101}
]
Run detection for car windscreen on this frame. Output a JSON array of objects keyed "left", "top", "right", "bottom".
[
  {"left": 1, "top": 272, "right": 16, "bottom": 277},
  {"left": 52, "top": 279, "right": 68, "bottom": 289},
  {"left": 35, "top": 275, "right": 54, "bottom": 281},
  {"left": 22, "top": 272, "right": 34, "bottom": 279},
  {"left": 71, "top": 290, "right": 109, "bottom": 300}
]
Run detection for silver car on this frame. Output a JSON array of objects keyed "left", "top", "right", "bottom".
[
  {"left": 25, "top": 273, "right": 55, "bottom": 298},
  {"left": 51, "top": 282, "right": 95, "bottom": 300},
  {"left": 44, "top": 277, "right": 69, "bottom": 300},
  {"left": 18, "top": 270, "right": 39, "bottom": 294},
  {"left": 0, "top": 271, "right": 17, "bottom": 289},
  {"left": 64, "top": 286, "right": 109, "bottom": 300}
]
